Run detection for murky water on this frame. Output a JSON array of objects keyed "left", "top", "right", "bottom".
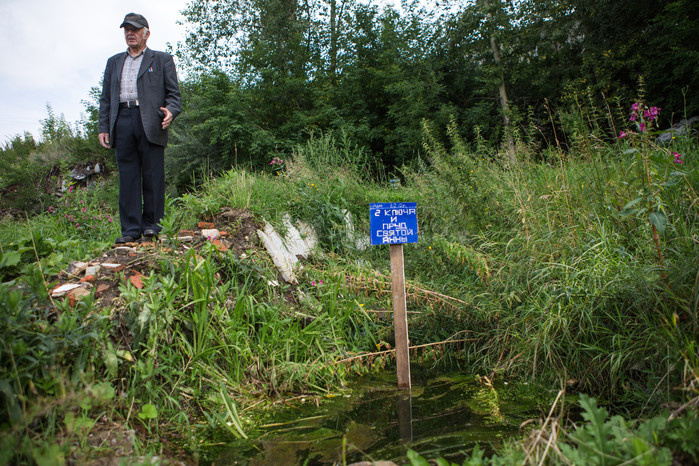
[{"left": 209, "top": 369, "right": 546, "bottom": 465}]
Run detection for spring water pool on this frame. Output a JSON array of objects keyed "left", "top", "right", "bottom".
[{"left": 208, "top": 370, "right": 547, "bottom": 465}]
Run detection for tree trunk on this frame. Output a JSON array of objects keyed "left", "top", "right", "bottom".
[
  {"left": 490, "top": 35, "right": 516, "bottom": 165},
  {"left": 329, "top": 0, "right": 337, "bottom": 76}
]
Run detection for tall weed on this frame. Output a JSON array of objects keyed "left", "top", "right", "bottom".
[{"left": 393, "top": 106, "right": 697, "bottom": 408}]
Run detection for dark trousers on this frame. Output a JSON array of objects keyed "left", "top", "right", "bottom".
[{"left": 114, "top": 107, "right": 165, "bottom": 238}]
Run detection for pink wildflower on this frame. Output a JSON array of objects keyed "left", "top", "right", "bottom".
[
  {"left": 673, "top": 152, "right": 684, "bottom": 164},
  {"left": 618, "top": 131, "right": 628, "bottom": 139},
  {"left": 644, "top": 107, "right": 660, "bottom": 120},
  {"left": 639, "top": 122, "right": 646, "bottom": 132}
]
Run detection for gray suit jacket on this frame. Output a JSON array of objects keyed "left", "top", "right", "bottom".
[{"left": 98, "top": 48, "right": 182, "bottom": 147}]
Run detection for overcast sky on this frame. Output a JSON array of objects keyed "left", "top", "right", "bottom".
[{"left": 0, "top": 0, "right": 189, "bottom": 143}]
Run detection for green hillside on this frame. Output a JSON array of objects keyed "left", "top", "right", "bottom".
[{"left": 1, "top": 119, "right": 697, "bottom": 463}]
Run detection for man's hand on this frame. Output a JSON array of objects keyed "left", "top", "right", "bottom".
[
  {"left": 99, "top": 132, "right": 111, "bottom": 149},
  {"left": 160, "top": 107, "right": 173, "bottom": 129}
]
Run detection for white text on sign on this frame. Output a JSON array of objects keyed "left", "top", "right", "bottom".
[
  {"left": 369, "top": 202, "right": 418, "bottom": 246},
  {"left": 374, "top": 208, "right": 418, "bottom": 218}
]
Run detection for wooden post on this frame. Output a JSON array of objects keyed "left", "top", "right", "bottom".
[{"left": 390, "top": 244, "right": 411, "bottom": 389}]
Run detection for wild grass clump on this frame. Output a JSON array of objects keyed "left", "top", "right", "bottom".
[
  {"left": 181, "top": 133, "right": 387, "bottom": 253},
  {"left": 0, "top": 211, "right": 386, "bottom": 463},
  {"left": 406, "top": 394, "right": 699, "bottom": 465},
  {"left": 388, "top": 99, "right": 697, "bottom": 413},
  {"left": 0, "top": 122, "right": 114, "bottom": 216},
  {"left": 408, "top": 118, "right": 507, "bottom": 236},
  {"left": 225, "top": 105, "right": 695, "bottom": 415}
]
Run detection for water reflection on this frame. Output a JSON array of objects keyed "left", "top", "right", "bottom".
[
  {"left": 398, "top": 392, "right": 413, "bottom": 442},
  {"left": 209, "top": 370, "right": 544, "bottom": 465}
]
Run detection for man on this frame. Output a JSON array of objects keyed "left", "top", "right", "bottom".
[{"left": 98, "top": 13, "right": 182, "bottom": 244}]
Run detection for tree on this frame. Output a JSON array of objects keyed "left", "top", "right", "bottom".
[
  {"left": 40, "top": 104, "right": 72, "bottom": 143},
  {"left": 445, "top": 1, "right": 514, "bottom": 159},
  {"left": 166, "top": 72, "right": 280, "bottom": 192},
  {"left": 173, "top": 0, "right": 696, "bottom": 177},
  {"left": 484, "top": 0, "right": 516, "bottom": 164},
  {"left": 177, "top": 0, "right": 255, "bottom": 73}
]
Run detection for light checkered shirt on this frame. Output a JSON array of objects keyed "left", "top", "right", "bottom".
[{"left": 119, "top": 49, "right": 145, "bottom": 102}]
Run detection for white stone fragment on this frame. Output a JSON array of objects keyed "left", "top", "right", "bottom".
[
  {"left": 296, "top": 220, "right": 319, "bottom": 252},
  {"left": 343, "top": 209, "right": 369, "bottom": 250},
  {"left": 52, "top": 283, "right": 81, "bottom": 298},
  {"left": 70, "top": 287, "right": 92, "bottom": 300},
  {"left": 201, "top": 229, "right": 220, "bottom": 240},
  {"left": 257, "top": 218, "right": 321, "bottom": 285},
  {"left": 67, "top": 261, "right": 89, "bottom": 275},
  {"left": 102, "top": 263, "right": 122, "bottom": 269},
  {"left": 282, "top": 215, "right": 315, "bottom": 259},
  {"left": 85, "top": 265, "right": 101, "bottom": 276},
  {"left": 257, "top": 222, "right": 299, "bottom": 284}
]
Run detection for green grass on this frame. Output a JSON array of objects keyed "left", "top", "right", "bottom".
[{"left": 0, "top": 119, "right": 696, "bottom": 463}]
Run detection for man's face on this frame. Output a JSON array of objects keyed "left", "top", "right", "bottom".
[{"left": 123, "top": 25, "right": 149, "bottom": 50}]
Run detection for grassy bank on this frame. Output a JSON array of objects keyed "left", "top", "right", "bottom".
[{"left": 0, "top": 113, "right": 697, "bottom": 463}]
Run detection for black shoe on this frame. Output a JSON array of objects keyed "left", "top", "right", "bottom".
[
  {"left": 115, "top": 235, "right": 138, "bottom": 244},
  {"left": 143, "top": 229, "right": 158, "bottom": 239}
]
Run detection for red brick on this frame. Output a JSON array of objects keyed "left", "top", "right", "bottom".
[
  {"left": 128, "top": 273, "right": 144, "bottom": 289},
  {"left": 211, "top": 240, "right": 228, "bottom": 252}
]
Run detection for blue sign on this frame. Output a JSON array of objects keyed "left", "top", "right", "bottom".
[{"left": 370, "top": 203, "right": 418, "bottom": 245}]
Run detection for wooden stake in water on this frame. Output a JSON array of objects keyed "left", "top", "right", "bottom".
[{"left": 390, "top": 244, "right": 411, "bottom": 389}]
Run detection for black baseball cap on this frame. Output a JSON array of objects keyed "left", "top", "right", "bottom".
[{"left": 120, "top": 13, "right": 149, "bottom": 29}]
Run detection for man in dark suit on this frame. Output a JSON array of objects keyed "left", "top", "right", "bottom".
[{"left": 98, "top": 13, "right": 182, "bottom": 244}]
